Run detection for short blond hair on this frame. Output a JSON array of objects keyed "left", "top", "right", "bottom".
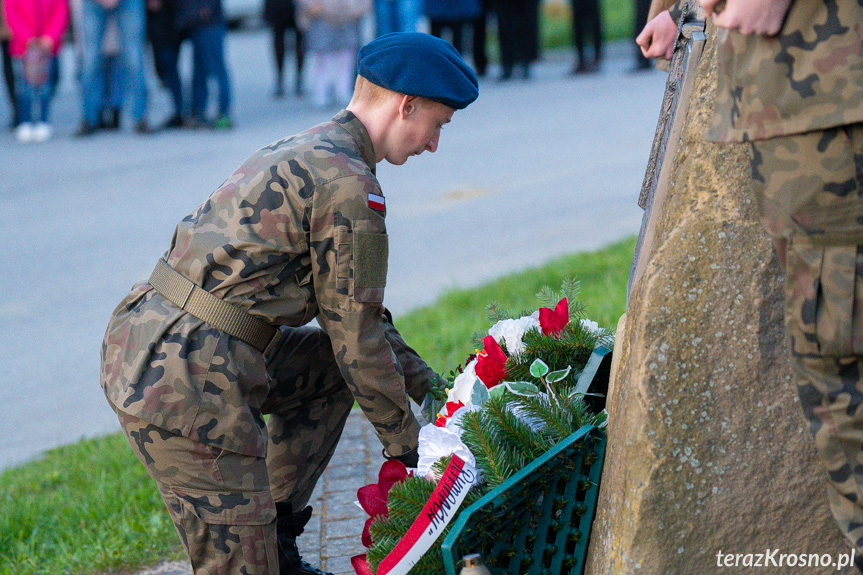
[{"left": 352, "top": 75, "right": 396, "bottom": 106}]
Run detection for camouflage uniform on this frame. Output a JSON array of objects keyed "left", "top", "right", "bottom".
[
  {"left": 101, "top": 110, "right": 440, "bottom": 572},
  {"left": 705, "top": 0, "right": 863, "bottom": 560}
]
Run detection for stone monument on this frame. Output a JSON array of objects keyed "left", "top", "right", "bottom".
[{"left": 584, "top": 10, "right": 857, "bottom": 575}]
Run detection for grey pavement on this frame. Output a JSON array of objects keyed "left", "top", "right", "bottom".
[{"left": 0, "top": 28, "right": 665, "bottom": 472}]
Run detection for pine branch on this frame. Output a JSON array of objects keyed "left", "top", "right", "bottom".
[
  {"left": 459, "top": 411, "right": 519, "bottom": 488},
  {"left": 387, "top": 478, "right": 436, "bottom": 522},
  {"left": 484, "top": 393, "right": 552, "bottom": 459},
  {"left": 513, "top": 393, "right": 578, "bottom": 443},
  {"left": 369, "top": 515, "right": 411, "bottom": 543}
]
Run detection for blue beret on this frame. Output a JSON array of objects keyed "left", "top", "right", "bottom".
[{"left": 357, "top": 32, "right": 479, "bottom": 110}]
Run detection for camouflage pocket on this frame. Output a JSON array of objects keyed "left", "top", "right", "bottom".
[
  {"left": 786, "top": 236, "right": 863, "bottom": 357},
  {"left": 172, "top": 486, "right": 278, "bottom": 575}
]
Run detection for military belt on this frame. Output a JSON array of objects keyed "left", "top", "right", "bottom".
[{"left": 148, "top": 259, "right": 281, "bottom": 355}]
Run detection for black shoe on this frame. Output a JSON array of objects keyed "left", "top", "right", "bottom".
[
  {"left": 571, "top": 61, "right": 597, "bottom": 75},
  {"left": 99, "top": 108, "right": 121, "bottom": 130},
  {"left": 163, "top": 114, "right": 184, "bottom": 129},
  {"left": 75, "top": 120, "right": 99, "bottom": 137},
  {"left": 134, "top": 119, "right": 155, "bottom": 134},
  {"left": 274, "top": 84, "right": 285, "bottom": 98},
  {"left": 275, "top": 503, "right": 332, "bottom": 575},
  {"left": 630, "top": 59, "right": 653, "bottom": 73}
]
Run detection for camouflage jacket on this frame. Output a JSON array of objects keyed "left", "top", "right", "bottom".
[
  {"left": 708, "top": 0, "right": 863, "bottom": 142},
  {"left": 101, "top": 110, "right": 437, "bottom": 458}
]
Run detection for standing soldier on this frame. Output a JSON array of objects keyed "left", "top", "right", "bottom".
[
  {"left": 100, "top": 32, "right": 478, "bottom": 575},
  {"left": 641, "top": 0, "right": 863, "bottom": 568}
]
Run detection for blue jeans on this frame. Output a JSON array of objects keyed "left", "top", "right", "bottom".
[
  {"left": 80, "top": 0, "right": 147, "bottom": 125},
  {"left": 374, "top": 0, "right": 420, "bottom": 35},
  {"left": 13, "top": 57, "right": 55, "bottom": 123},
  {"left": 191, "top": 21, "right": 231, "bottom": 118}
]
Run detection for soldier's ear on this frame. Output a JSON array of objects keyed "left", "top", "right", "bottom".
[{"left": 398, "top": 95, "right": 418, "bottom": 120}]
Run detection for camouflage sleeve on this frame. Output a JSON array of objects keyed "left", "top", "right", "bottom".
[
  {"left": 381, "top": 308, "right": 441, "bottom": 404},
  {"left": 668, "top": 0, "right": 683, "bottom": 24},
  {"left": 311, "top": 173, "right": 420, "bottom": 457}
]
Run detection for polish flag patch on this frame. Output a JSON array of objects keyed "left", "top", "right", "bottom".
[{"left": 368, "top": 193, "right": 386, "bottom": 211}]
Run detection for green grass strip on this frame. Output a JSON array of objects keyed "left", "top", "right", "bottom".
[{"left": 0, "top": 236, "right": 633, "bottom": 575}]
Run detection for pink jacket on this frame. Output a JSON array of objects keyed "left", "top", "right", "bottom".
[{"left": 4, "top": 0, "right": 68, "bottom": 57}]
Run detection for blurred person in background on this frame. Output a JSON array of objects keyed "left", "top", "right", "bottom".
[
  {"left": 425, "top": 0, "right": 480, "bottom": 58},
  {"left": 470, "top": 0, "right": 490, "bottom": 77},
  {"left": 71, "top": 0, "right": 125, "bottom": 129},
  {"left": 631, "top": 0, "right": 651, "bottom": 70},
  {"left": 97, "top": 17, "right": 124, "bottom": 129},
  {"left": 374, "top": 0, "right": 417, "bottom": 35},
  {"left": 1, "top": 0, "right": 19, "bottom": 129},
  {"left": 146, "top": 0, "right": 184, "bottom": 128},
  {"left": 496, "top": 0, "right": 538, "bottom": 80},
  {"left": 76, "top": 0, "right": 151, "bottom": 135},
  {"left": 296, "top": 0, "right": 370, "bottom": 109},
  {"left": 264, "top": 0, "right": 304, "bottom": 98},
  {"left": 175, "top": 0, "right": 233, "bottom": 128},
  {"left": 4, "top": 0, "right": 68, "bottom": 143},
  {"left": 570, "top": 0, "right": 603, "bottom": 73}
]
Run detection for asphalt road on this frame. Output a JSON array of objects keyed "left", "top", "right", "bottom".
[{"left": 0, "top": 29, "right": 666, "bottom": 470}]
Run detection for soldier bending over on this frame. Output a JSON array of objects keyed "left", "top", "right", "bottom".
[{"left": 100, "top": 32, "right": 478, "bottom": 575}]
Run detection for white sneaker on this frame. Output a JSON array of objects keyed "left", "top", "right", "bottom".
[
  {"left": 15, "top": 122, "right": 34, "bottom": 144},
  {"left": 31, "top": 123, "right": 52, "bottom": 143}
]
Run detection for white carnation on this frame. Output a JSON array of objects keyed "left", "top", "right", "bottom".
[
  {"left": 580, "top": 318, "right": 600, "bottom": 334},
  {"left": 488, "top": 315, "right": 541, "bottom": 355},
  {"left": 416, "top": 424, "right": 477, "bottom": 479},
  {"left": 448, "top": 359, "right": 478, "bottom": 405}
]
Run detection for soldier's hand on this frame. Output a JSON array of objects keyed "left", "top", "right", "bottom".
[
  {"left": 383, "top": 446, "right": 419, "bottom": 469},
  {"left": 701, "top": 0, "right": 792, "bottom": 36},
  {"left": 636, "top": 10, "right": 677, "bottom": 61}
]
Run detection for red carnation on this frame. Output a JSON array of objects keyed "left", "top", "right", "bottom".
[
  {"left": 475, "top": 336, "right": 507, "bottom": 388},
  {"left": 351, "top": 554, "right": 372, "bottom": 575},
  {"left": 445, "top": 401, "right": 464, "bottom": 417},
  {"left": 539, "top": 298, "right": 569, "bottom": 336},
  {"left": 356, "top": 459, "right": 408, "bottom": 546}
]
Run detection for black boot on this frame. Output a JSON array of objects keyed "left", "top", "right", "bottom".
[{"left": 275, "top": 502, "right": 333, "bottom": 575}]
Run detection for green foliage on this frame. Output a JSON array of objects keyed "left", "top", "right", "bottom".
[
  {"left": 482, "top": 393, "right": 553, "bottom": 459},
  {"left": 459, "top": 410, "right": 526, "bottom": 489}
]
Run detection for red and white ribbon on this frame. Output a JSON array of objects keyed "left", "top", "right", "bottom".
[{"left": 377, "top": 455, "right": 479, "bottom": 575}]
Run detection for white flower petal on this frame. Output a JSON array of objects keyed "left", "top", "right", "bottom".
[
  {"left": 416, "top": 424, "right": 477, "bottom": 479},
  {"left": 449, "top": 360, "right": 479, "bottom": 405},
  {"left": 488, "top": 316, "right": 541, "bottom": 355},
  {"left": 580, "top": 318, "right": 600, "bottom": 334}
]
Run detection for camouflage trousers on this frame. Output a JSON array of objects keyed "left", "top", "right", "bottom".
[
  {"left": 751, "top": 123, "right": 863, "bottom": 556},
  {"left": 116, "top": 325, "right": 354, "bottom": 574}
]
